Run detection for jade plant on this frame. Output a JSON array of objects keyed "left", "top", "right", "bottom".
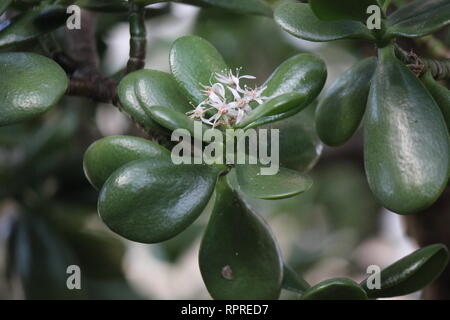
[
  {"left": 1, "top": 0, "right": 450, "bottom": 300},
  {"left": 275, "top": 0, "right": 450, "bottom": 215}
]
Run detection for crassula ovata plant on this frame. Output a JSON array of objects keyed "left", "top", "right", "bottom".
[{"left": 0, "top": 0, "right": 449, "bottom": 300}]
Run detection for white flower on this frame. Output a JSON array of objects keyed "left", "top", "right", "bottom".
[
  {"left": 242, "top": 85, "right": 269, "bottom": 105},
  {"left": 187, "top": 68, "right": 268, "bottom": 127},
  {"left": 215, "top": 68, "right": 256, "bottom": 91}
]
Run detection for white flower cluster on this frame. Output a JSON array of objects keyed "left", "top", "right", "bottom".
[{"left": 187, "top": 69, "right": 269, "bottom": 128}]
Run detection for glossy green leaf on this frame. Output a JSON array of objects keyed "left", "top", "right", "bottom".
[
  {"left": 236, "top": 164, "right": 313, "bottom": 199},
  {"left": 11, "top": 211, "right": 85, "bottom": 299},
  {"left": 118, "top": 69, "right": 191, "bottom": 132},
  {"left": 199, "top": 177, "right": 283, "bottom": 300},
  {"left": 282, "top": 264, "right": 311, "bottom": 294},
  {"left": 300, "top": 278, "right": 368, "bottom": 300},
  {"left": 274, "top": 2, "right": 375, "bottom": 42},
  {"left": 310, "top": 0, "right": 379, "bottom": 22},
  {"left": 364, "top": 46, "right": 450, "bottom": 214},
  {"left": 421, "top": 71, "right": 450, "bottom": 135},
  {"left": 145, "top": 105, "right": 215, "bottom": 141},
  {"left": 176, "top": 0, "right": 272, "bottom": 16},
  {"left": 386, "top": 0, "right": 450, "bottom": 39},
  {"left": 83, "top": 135, "right": 171, "bottom": 190},
  {"left": 316, "top": 57, "right": 377, "bottom": 146},
  {"left": 0, "top": 6, "right": 67, "bottom": 50},
  {"left": 0, "top": 52, "right": 68, "bottom": 126},
  {"left": 263, "top": 54, "right": 327, "bottom": 99},
  {"left": 260, "top": 104, "right": 323, "bottom": 173},
  {"left": 259, "top": 53, "right": 327, "bottom": 126},
  {"left": 0, "top": 0, "right": 12, "bottom": 15},
  {"left": 170, "top": 35, "right": 228, "bottom": 105},
  {"left": 98, "top": 160, "right": 219, "bottom": 243},
  {"left": 361, "top": 244, "right": 449, "bottom": 298},
  {"left": 238, "top": 93, "right": 307, "bottom": 129}
]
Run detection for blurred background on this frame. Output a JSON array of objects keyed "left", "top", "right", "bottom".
[{"left": 2, "top": 1, "right": 448, "bottom": 300}]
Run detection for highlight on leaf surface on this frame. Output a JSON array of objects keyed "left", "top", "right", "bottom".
[
  {"left": 0, "top": 52, "right": 68, "bottom": 126},
  {"left": 360, "top": 244, "right": 449, "bottom": 298},
  {"left": 199, "top": 177, "right": 283, "bottom": 300}
]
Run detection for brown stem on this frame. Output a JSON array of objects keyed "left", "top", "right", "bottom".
[
  {"left": 67, "top": 78, "right": 117, "bottom": 103},
  {"left": 61, "top": 10, "right": 117, "bottom": 103},
  {"left": 127, "top": 3, "right": 147, "bottom": 73}
]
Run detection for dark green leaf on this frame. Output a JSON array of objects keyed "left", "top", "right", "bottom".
[
  {"left": 238, "top": 93, "right": 307, "bottom": 129},
  {"left": 361, "top": 244, "right": 449, "bottom": 298},
  {"left": 199, "top": 177, "right": 283, "bottom": 300},
  {"left": 364, "top": 46, "right": 450, "bottom": 214},
  {"left": 310, "top": 0, "right": 379, "bottom": 22},
  {"left": 98, "top": 160, "right": 219, "bottom": 243},
  {"left": 117, "top": 69, "right": 191, "bottom": 132},
  {"left": 258, "top": 53, "right": 327, "bottom": 125},
  {"left": 0, "top": 52, "right": 68, "bottom": 126},
  {"left": 300, "top": 278, "right": 368, "bottom": 300},
  {"left": 274, "top": 2, "right": 375, "bottom": 42},
  {"left": 421, "top": 71, "right": 450, "bottom": 136},
  {"left": 145, "top": 105, "right": 216, "bottom": 141},
  {"left": 83, "top": 135, "right": 171, "bottom": 190},
  {"left": 316, "top": 57, "right": 377, "bottom": 146},
  {"left": 0, "top": 6, "right": 67, "bottom": 50},
  {"left": 236, "top": 164, "right": 313, "bottom": 199},
  {"left": 263, "top": 53, "right": 327, "bottom": 100},
  {"left": 170, "top": 35, "right": 227, "bottom": 105},
  {"left": 386, "top": 0, "right": 450, "bottom": 39},
  {"left": 282, "top": 264, "right": 311, "bottom": 294}
]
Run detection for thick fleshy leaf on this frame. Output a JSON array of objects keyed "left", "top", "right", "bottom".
[
  {"left": 263, "top": 54, "right": 327, "bottom": 100},
  {"left": 421, "top": 71, "right": 450, "bottom": 135},
  {"left": 10, "top": 211, "right": 85, "bottom": 299},
  {"left": 274, "top": 2, "right": 375, "bottom": 42},
  {"left": 282, "top": 264, "right": 311, "bottom": 294},
  {"left": 0, "top": 0, "right": 12, "bottom": 15},
  {"left": 236, "top": 164, "right": 313, "bottom": 199},
  {"left": 364, "top": 46, "right": 450, "bottom": 214},
  {"left": 237, "top": 93, "right": 306, "bottom": 129},
  {"left": 310, "top": 0, "right": 379, "bottom": 22},
  {"left": 386, "top": 0, "right": 450, "bottom": 39},
  {"left": 170, "top": 35, "right": 227, "bottom": 105},
  {"left": 118, "top": 69, "right": 191, "bottom": 132},
  {"left": 145, "top": 105, "right": 215, "bottom": 141},
  {"left": 360, "top": 244, "right": 449, "bottom": 298},
  {"left": 199, "top": 177, "right": 283, "bottom": 300},
  {"left": 175, "top": 0, "right": 272, "bottom": 17},
  {"left": 256, "top": 53, "right": 327, "bottom": 126},
  {"left": 300, "top": 278, "right": 368, "bottom": 300},
  {"left": 260, "top": 104, "right": 323, "bottom": 173},
  {"left": 0, "top": 52, "right": 68, "bottom": 126},
  {"left": 83, "top": 135, "right": 171, "bottom": 190},
  {"left": 316, "top": 57, "right": 377, "bottom": 146},
  {"left": 0, "top": 6, "right": 68, "bottom": 50},
  {"left": 98, "top": 160, "right": 219, "bottom": 243}
]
